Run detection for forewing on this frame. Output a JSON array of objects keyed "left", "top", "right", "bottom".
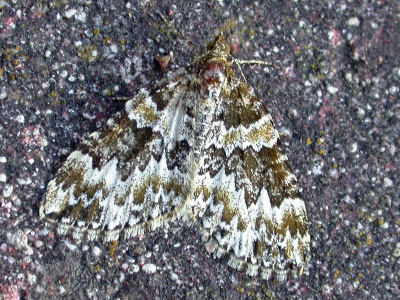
[
  {"left": 190, "top": 80, "right": 310, "bottom": 280},
  {"left": 40, "top": 72, "right": 194, "bottom": 241}
]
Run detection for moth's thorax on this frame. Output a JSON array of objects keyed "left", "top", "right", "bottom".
[{"left": 200, "top": 61, "right": 227, "bottom": 86}]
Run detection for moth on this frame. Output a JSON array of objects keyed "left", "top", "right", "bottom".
[{"left": 40, "top": 34, "right": 310, "bottom": 281}]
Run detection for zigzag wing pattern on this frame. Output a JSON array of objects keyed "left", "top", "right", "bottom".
[{"left": 40, "top": 34, "right": 310, "bottom": 280}]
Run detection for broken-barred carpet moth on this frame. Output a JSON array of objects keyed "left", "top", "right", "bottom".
[{"left": 40, "top": 34, "right": 310, "bottom": 281}]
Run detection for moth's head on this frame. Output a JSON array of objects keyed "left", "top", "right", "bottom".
[{"left": 195, "top": 33, "right": 233, "bottom": 73}]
